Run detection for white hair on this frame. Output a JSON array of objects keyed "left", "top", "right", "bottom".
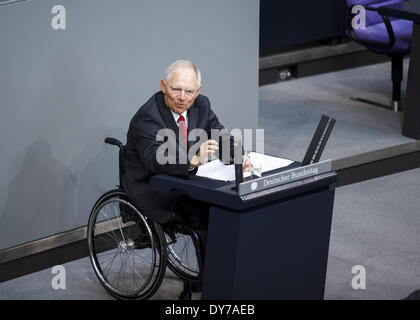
[{"left": 163, "top": 60, "right": 202, "bottom": 87}]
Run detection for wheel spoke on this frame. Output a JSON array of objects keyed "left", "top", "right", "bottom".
[{"left": 88, "top": 194, "right": 166, "bottom": 299}]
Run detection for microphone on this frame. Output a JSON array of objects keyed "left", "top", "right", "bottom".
[{"left": 234, "top": 139, "right": 243, "bottom": 191}]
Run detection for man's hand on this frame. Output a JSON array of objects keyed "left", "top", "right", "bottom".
[
  {"left": 189, "top": 139, "right": 219, "bottom": 168},
  {"left": 242, "top": 155, "right": 251, "bottom": 172}
]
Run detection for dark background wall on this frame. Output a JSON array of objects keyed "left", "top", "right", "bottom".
[{"left": 260, "top": 0, "right": 347, "bottom": 54}]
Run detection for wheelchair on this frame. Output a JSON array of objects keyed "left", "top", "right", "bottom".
[{"left": 87, "top": 137, "right": 203, "bottom": 300}]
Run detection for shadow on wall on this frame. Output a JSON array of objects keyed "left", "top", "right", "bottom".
[
  {"left": 70, "top": 126, "right": 123, "bottom": 227},
  {"left": 0, "top": 139, "right": 76, "bottom": 249},
  {"left": 0, "top": 127, "right": 125, "bottom": 250},
  {"left": 0, "top": 52, "right": 129, "bottom": 249}
]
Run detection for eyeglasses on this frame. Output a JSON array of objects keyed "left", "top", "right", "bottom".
[{"left": 165, "top": 83, "right": 197, "bottom": 98}]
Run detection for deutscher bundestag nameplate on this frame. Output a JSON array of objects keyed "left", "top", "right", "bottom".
[{"left": 238, "top": 159, "right": 332, "bottom": 196}]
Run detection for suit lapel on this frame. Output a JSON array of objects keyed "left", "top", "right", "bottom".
[
  {"left": 187, "top": 103, "right": 199, "bottom": 132},
  {"left": 157, "top": 93, "right": 180, "bottom": 144},
  {"left": 187, "top": 103, "right": 203, "bottom": 152}
]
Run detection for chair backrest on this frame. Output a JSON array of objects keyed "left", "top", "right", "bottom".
[
  {"left": 346, "top": 0, "right": 403, "bottom": 27},
  {"left": 118, "top": 145, "right": 127, "bottom": 191},
  {"left": 104, "top": 137, "right": 127, "bottom": 190}
]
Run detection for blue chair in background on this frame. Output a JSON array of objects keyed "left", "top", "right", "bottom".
[{"left": 346, "top": 0, "right": 413, "bottom": 111}]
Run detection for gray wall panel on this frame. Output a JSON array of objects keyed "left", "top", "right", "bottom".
[{"left": 0, "top": 0, "right": 259, "bottom": 249}]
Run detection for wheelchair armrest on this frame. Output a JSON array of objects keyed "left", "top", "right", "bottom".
[
  {"left": 105, "top": 137, "right": 124, "bottom": 150},
  {"left": 347, "top": 5, "right": 396, "bottom": 49}
]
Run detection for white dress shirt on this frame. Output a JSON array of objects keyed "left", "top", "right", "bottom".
[{"left": 170, "top": 109, "right": 188, "bottom": 128}]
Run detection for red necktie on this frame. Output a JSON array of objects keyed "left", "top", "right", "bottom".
[{"left": 178, "top": 115, "right": 188, "bottom": 146}]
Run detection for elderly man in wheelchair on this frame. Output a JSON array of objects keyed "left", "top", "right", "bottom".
[{"left": 87, "top": 60, "right": 249, "bottom": 300}]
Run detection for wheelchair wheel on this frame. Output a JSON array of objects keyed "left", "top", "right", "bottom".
[
  {"left": 87, "top": 190, "right": 167, "bottom": 300},
  {"left": 166, "top": 226, "right": 200, "bottom": 282}
]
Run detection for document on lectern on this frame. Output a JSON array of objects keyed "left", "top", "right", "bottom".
[{"left": 196, "top": 152, "right": 293, "bottom": 182}]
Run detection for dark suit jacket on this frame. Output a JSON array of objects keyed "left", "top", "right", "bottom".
[{"left": 124, "top": 91, "right": 234, "bottom": 224}]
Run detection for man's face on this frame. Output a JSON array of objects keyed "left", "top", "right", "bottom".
[{"left": 160, "top": 67, "right": 202, "bottom": 114}]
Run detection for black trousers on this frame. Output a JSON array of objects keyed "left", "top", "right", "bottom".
[{"left": 172, "top": 194, "right": 209, "bottom": 261}]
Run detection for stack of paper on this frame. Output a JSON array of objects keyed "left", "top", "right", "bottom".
[{"left": 196, "top": 152, "right": 293, "bottom": 182}]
